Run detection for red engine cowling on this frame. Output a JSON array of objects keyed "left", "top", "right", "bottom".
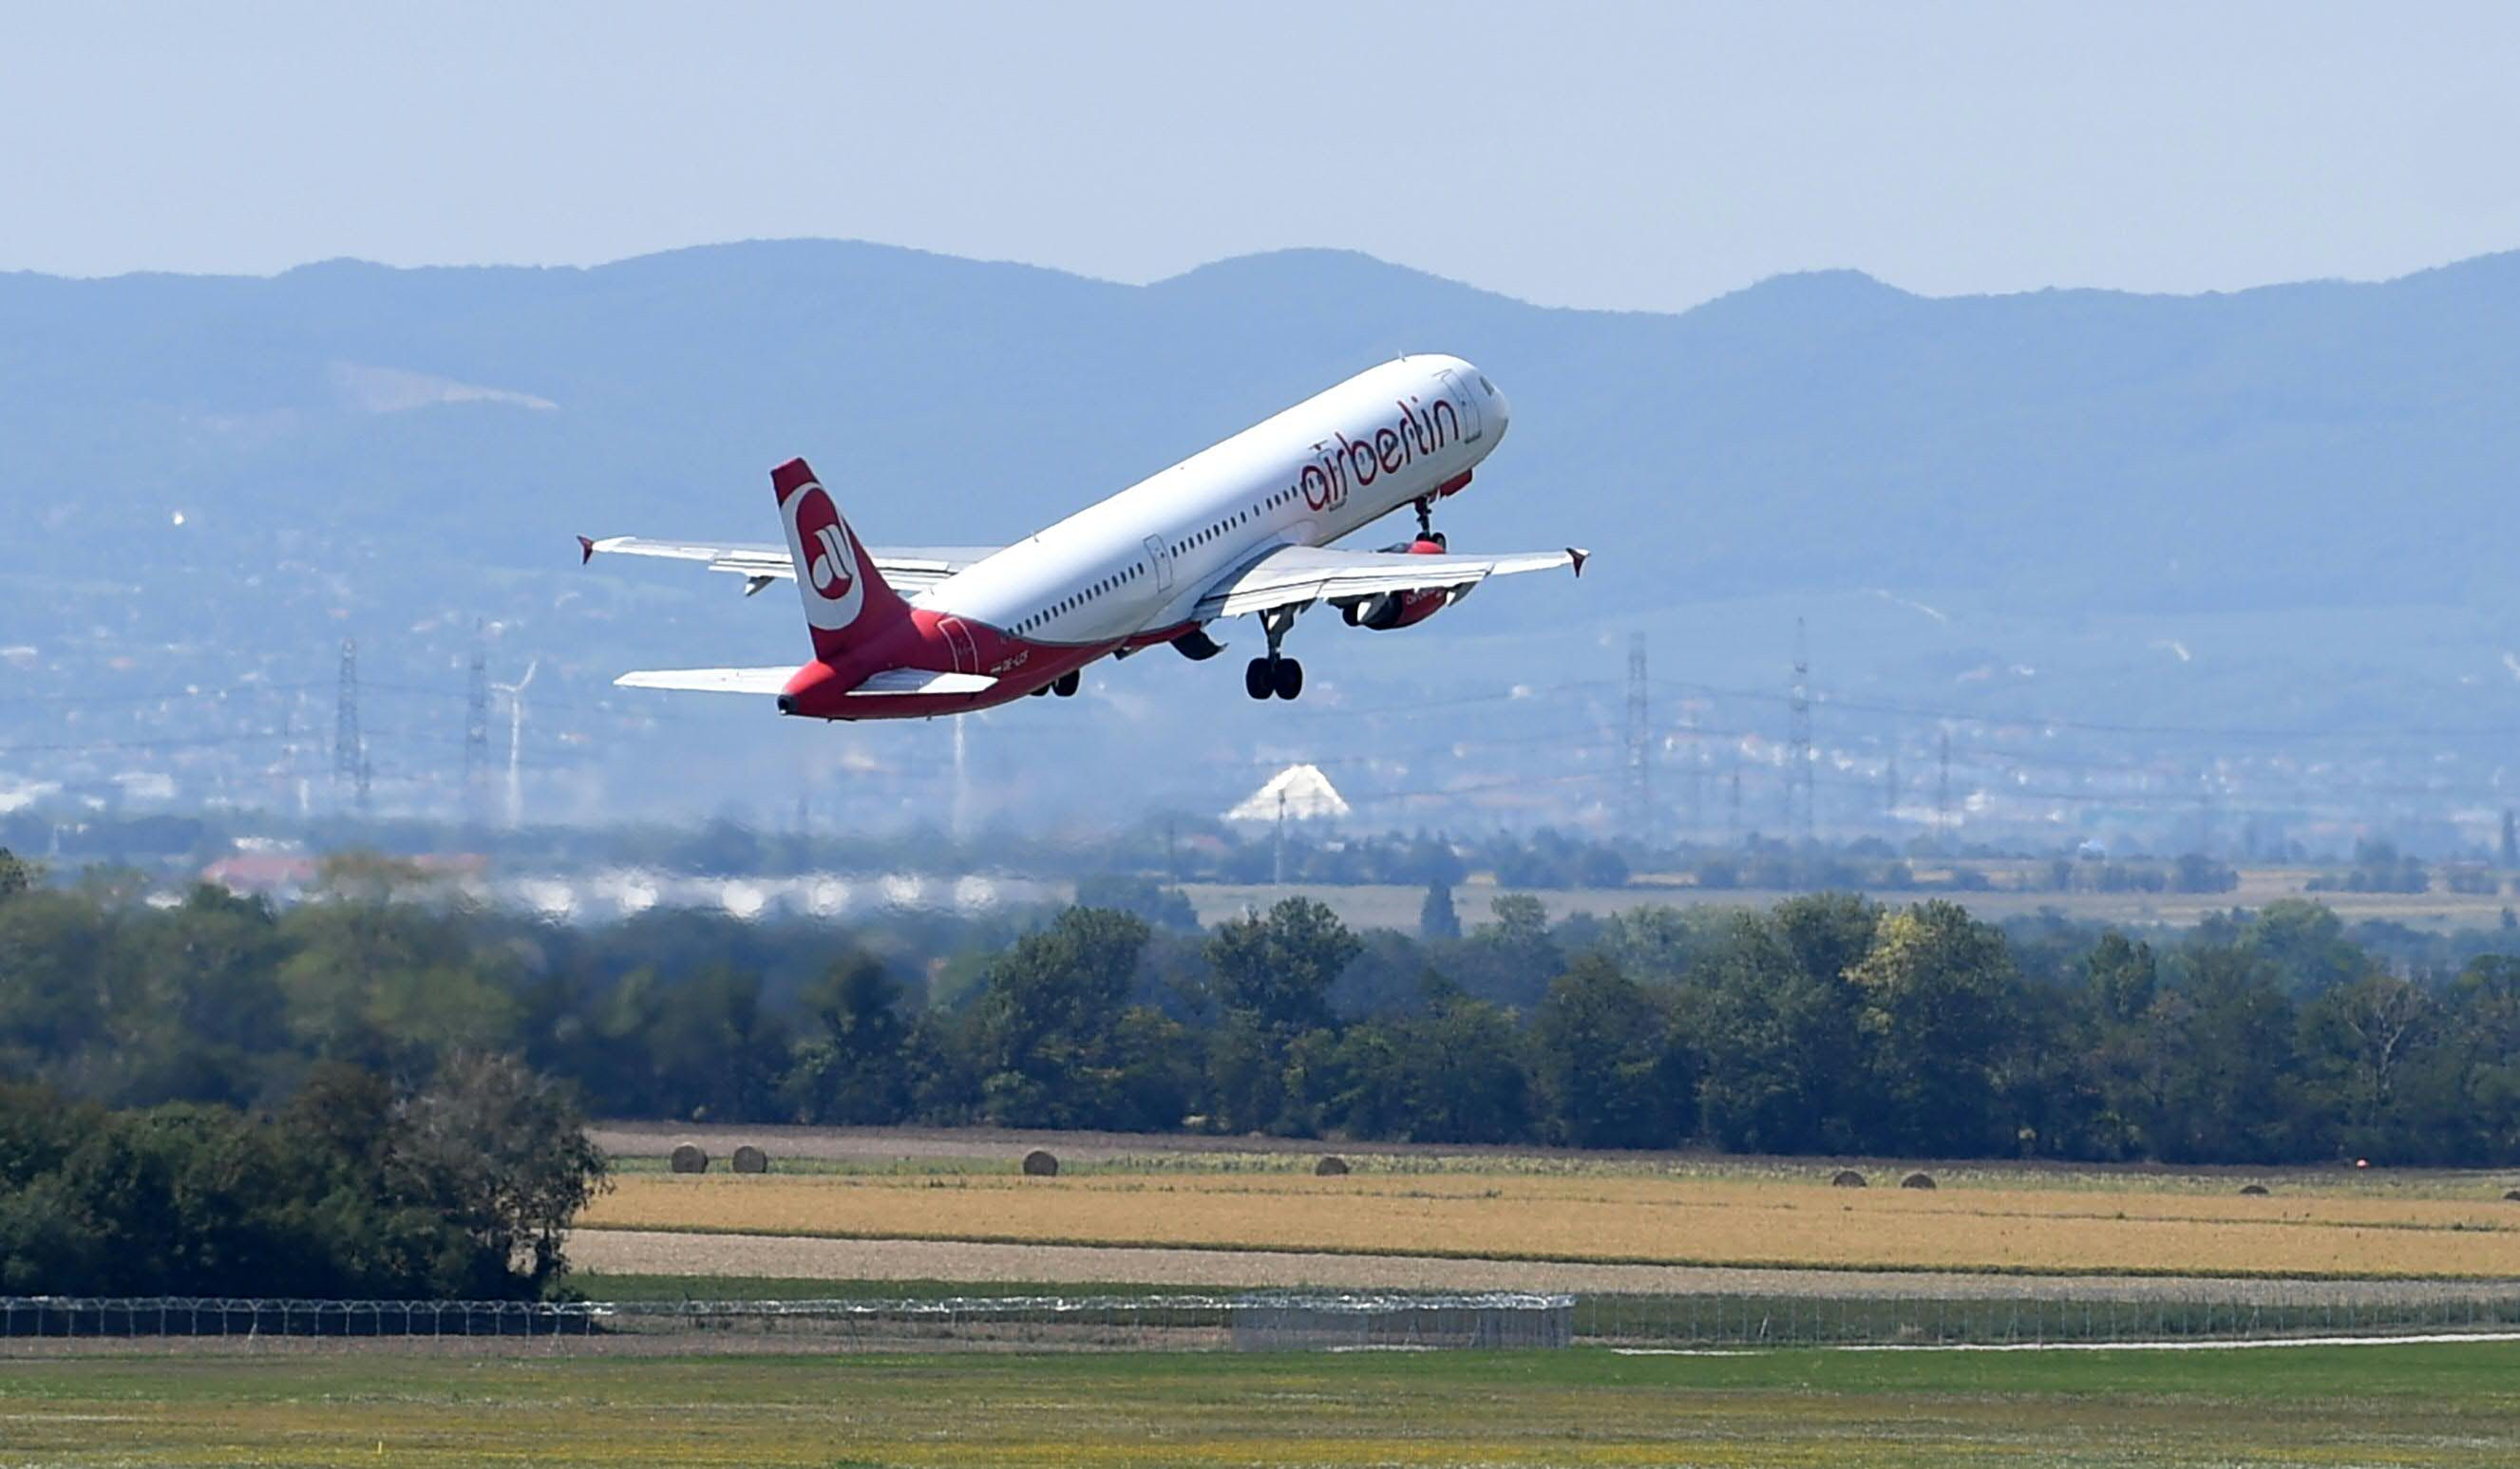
[{"left": 1342, "top": 537, "right": 1452, "bottom": 631}]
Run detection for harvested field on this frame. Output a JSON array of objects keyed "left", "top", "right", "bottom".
[
  {"left": 565, "top": 1230, "right": 2520, "bottom": 1303},
  {"left": 576, "top": 1170, "right": 2520, "bottom": 1277},
  {"left": 588, "top": 1121, "right": 2513, "bottom": 1199}
]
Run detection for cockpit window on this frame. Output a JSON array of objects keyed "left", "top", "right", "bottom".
[{"left": 1479, "top": 375, "right": 1496, "bottom": 394}]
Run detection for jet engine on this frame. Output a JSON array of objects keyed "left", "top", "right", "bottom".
[{"left": 1340, "top": 537, "right": 1454, "bottom": 631}]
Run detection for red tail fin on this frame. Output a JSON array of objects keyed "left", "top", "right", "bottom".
[{"left": 772, "top": 458, "right": 909, "bottom": 663}]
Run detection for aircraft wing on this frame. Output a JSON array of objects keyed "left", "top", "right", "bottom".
[
  {"left": 1190, "top": 543, "right": 1589, "bottom": 622},
  {"left": 578, "top": 536, "right": 1000, "bottom": 595}
]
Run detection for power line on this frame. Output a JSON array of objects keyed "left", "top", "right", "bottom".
[
  {"left": 1787, "top": 617, "right": 1813, "bottom": 849},
  {"left": 1936, "top": 728, "right": 1953, "bottom": 854},
  {"left": 1651, "top": 676, "right": 2520, "bottom": 744},
  {"left": 1622, "top": 632, "right": 1652, "bottom": 844},
  {"left": 332, "top": 639, "right": 368, "bottom": 815},
  {"left": 463, "top": 626, "right": 490, "bottom": 825}
]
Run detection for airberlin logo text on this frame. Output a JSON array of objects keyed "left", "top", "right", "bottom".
[{"left": 1298, "top": 396, "right": 1462, "bottom": 513}]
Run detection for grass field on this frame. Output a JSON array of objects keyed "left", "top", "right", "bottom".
[
  {"left": 6, "top": 1341, "right": 2517, "bottom": 1466},
  {"left": 577, "top": 1167, "right": 2520, "bottom": 1277}
]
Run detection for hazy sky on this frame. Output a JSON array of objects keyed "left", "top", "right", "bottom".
[{"left": 6, "top": 2, "right": 2517, "bottom": 311}]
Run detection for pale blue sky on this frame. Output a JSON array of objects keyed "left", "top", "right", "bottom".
[{"left": 5, "top": 1, "right": 2516, "bottom": 311}]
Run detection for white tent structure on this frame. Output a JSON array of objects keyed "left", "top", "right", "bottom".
[{"left": 1226, "top": 763, "right": 1351, "bottom": 823}]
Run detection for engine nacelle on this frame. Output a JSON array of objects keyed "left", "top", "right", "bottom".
[
  {"left": 1342, "top": 536, "right": 1453, "bottom": 631},
  {"left": 1343, "top": 588, "right": 1449, "bottom": 630}
]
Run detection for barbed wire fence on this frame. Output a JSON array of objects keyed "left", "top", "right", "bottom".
[
  {"left": 0, "top": 1293, "right": 1572, "bottom": 1354},
  {"left": 2, "top": 1283, "right": 2514, "bottom": 1355}
]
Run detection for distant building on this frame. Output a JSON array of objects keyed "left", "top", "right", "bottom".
[
  {"left": 1226, "top": 763, "right": 1351, "bottom": 823},
  {"left": 201, "top": 853, "right": 320, "bottom": 900}
]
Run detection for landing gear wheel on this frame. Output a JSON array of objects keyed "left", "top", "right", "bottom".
[
  {"left": 1030, "top": 684, "right": 1049, "bottom": 697},
  {"left": 1245, "top": 658, "right": 1274, "bottom": 701},
  {"left": 1052, "top": 670, "right": 1080, "bottom": 698},
  {"left": 1272, "top": 657, "right": 1304, "bottom": 701}
]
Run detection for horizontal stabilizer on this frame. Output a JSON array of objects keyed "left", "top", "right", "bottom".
[
  {"left": 615, "top": 668, "right": 794, "bottom": 695},
  {"left": 850, "top": 669, "right": 995, "bottom": 696}
]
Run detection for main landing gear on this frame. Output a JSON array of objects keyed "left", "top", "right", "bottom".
[
  {"left": 1030, "top": 669, "right": 1083, "bottom": 697},
  {"left": 1245, "top": 605, "right": 1304, "bottom": 701},
  {"left": 1245, "top": 655, "right": 1302, "bottom": 700}
]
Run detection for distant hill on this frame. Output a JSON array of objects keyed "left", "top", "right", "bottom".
[{"left": 5, "top": 240, "right": 2519, "bottom": 829}]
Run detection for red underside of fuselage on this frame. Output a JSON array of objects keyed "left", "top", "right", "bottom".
[{"left": 779, "top": 609, "right": 1196, "bottom": 721}]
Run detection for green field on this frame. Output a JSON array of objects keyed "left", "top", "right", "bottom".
[{"left": 6, "top": 1341, "right": 2517, "bottom": 1467}]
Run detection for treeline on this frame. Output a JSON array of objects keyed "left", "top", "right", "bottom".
[
  {"left": 6, "top": 850, "right": 2520, "bottom": 1166},
  {"left": 0, "top": 1054, "right": 605, "bottom": 1298},
  {"left": 7, "top": 805, "right": 2283, "bottom": 896}
]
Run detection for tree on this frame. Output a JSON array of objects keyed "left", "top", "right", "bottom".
[
  {"left": 2148, "top": 943, "right": 2302, "bottom": 1163},
  {"left": 1848, "top": 901, "right": 2022, "bottom": 1157},
  {"left": 1387, "top": 993, "right": 1529, "bottom": 1143},
  {"left": 0, "top": 1060, "right": 608, "bottom": 1299},
  {"left": 2085, "top": 931, "right": 2159, "bottom": 1024},
  {"left": 1695, "top": 912, "right": 1866, "bottom": 1154},
  {"left": 2245, "top": 900, "right": 2371, "bottom": 997},
  {"left": 2298, "top": 974, "right": 2453, "bottom": 1162},
  {"left": 1072, "top": 873, "right": 1201, "bottom": 932},
  {"left": 2171, "top": 853, "right": 2238, "bottom": 894},
  {"left": 637, "top": 965, "right": 792, "bottom": 1122},
  {"left": 1445, "top": 894, "right": 1563, "bottom": 1010},
  {"left": 1589, "top": 905, "right": 1724, "bottom": 986},
  {"left": 391, "top": 1051, "right": 612, "bottom": 1296},
  {"left": 1203, "top": 898, "right": 1360, "bottom": 1036},
  {"left": 785, "top": 951, "right": 914, "bottom": 1124},
  {"left": 0, "top": 847, "right": 32, "bottom": 900},
  {"left": 1528, "top": 954, "right": 1691, "bottom": 1148},
  {"left": 970, "top": 908, "right": 1151, "bottom": 1128},
  {"left": 2451, "top": 956, "right": 2520, "bottom": 1160},
  {"left": 1418, "top": 879, "right": 1461, "bottom": 941}
]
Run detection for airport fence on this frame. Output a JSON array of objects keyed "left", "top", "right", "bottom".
[
  {"left": 4, "top": 1282, "right": 2514, "bottom": 1354},
  {"left": 1569, "top": 1280, "right": 2520, "bottom": 1348},
  {"left": 0, "top": 1292, "right": 1571, "bottom": 1353}
]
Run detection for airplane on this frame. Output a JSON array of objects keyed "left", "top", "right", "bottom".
[{"left": 581, "top": 355, "right": 1586, "bottom": 719}]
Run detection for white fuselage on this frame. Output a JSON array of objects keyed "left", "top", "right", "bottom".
[{"left": 919, "top": 356, "right": 1510, "bottom": 643}]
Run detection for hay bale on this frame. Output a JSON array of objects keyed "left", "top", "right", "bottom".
[
  {"left": 2239, "top": 1183, "right": 2270, "bottom": 1196},
  {"left": 1315, "top": 1155, "right": 1351, "bottom": 1177},
  {"left": 2503, "top": 1188, "right": 2520, "bottom": 1202},
  {"left": 1830, "top": 1169, "right": 1867, "bottom": 1188},
  {"left": 668, "top": 1141, "right": 709, "bottom": 1175},
  {"left": 1899, "top": 1171, "right": 1936, "bottom": 1190},
  {"left": 730, "top": 1144, "right": 769, "bottom": 1175},
  {"left": 1020, "top": 1148, "right": 1059, "bottom": 1177}
]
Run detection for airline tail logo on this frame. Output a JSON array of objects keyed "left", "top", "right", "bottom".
[{"left": 784, "top": 480, "right": 865, "bottom": 632}]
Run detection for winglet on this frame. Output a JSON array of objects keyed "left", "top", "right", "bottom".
[
  {"left": 1568, "top": 548, "right": 1589, "bottom": 577},
  {"left": 578, "top": 535, "right": 597, "bottom": 565}
]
